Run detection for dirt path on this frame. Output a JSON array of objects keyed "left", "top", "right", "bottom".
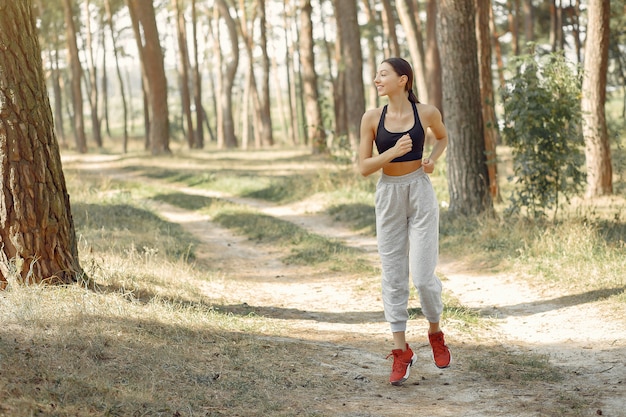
[
  {"left": 151, "top": 183, "right": 625, "bottom": 417},
  {"left": 66, "top": 153, "right": 624, "bottom": 416}
]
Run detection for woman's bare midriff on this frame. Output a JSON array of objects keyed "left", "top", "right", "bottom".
[{"left": 382, "top": 160, "right": 422, "bottom": 176}]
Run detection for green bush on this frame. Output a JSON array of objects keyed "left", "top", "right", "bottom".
[{"left": 501, "top": 52, "right": 585, "bottom": 219}]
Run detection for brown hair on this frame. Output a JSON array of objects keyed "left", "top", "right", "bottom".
[{"left": 382, "top": 57, "right": 420, "bottom": 103}]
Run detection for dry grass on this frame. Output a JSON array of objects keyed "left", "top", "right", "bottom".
[{"left": 1, "top": 147, "right": 622, "bottom": 416}]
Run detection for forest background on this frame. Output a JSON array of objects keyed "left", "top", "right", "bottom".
[{"left": 0, "top": 0, "right": 625, "bottom": 415}]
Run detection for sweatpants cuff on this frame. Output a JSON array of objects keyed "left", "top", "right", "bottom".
[{"left": 390, "top": 321, "right": 407, "bottom": 333}]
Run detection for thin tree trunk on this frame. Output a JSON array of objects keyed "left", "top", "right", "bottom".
[
  {"left": 127, "top": 0, "right": 170, "bottom": 154},
  {"left": 490, "top": 5, "right": 506, "bottom": 91},
  {"left": 258, "top": 0, "right": 273, "bottom": 147},
  {"left": 332, "top": 0, "right": 364, "bottom": 153},
  {"left": 283, "top": 1, "right": 299, "bottom": 145},
  {"left": 523, "top": 0, "right": 534, "bottom": 47},
  {"left": 271, "top": 55, "right": 291, "bottom": 144},
  {"left": 396, "top": 0, "right": 429, "bottom": 104},
  {"left": 571, "top": 0, "right": 582, "bottom": 63},
  {"left": 508, "top": 0, "right": 520, "bottom": 56},
  {"left": 85, "top": 0, "right": 102, "bottom": 147},
  {"left": 242, "top": 55, "right": 252, "bottom": 150},
  {"left": 62, "top": 0, "right": 87, "bottom": 153},
  {"left": 476, "top": 0, "right": 500, "bottom": 201},
  {"left": 300, "top": 0, "right": 327, "bottom": 154},
  {"left": 238, "top": 0, "right": 262, "bottom": 148},
  {"left": 104, "top": 0, "right": 128, "bottom": 153},
  {"left": 191, "top": 0, "right": 204, "bottom": 148},
  {"left": 361, "top": 0, "right": 379, "bottom": 110},
  {"left": 101, "top": 17, "right": 111, "bottom": 140},
  {"left": 204, "top": 17, "right": 218, "bottom": 144},
  {"left": 425, "top": 0, "right": 443, "bottom": 112},
  {"left": 215, "top": 0, "right": 239, "bottom": 148},
  {"left": 174, "top": 0, "right": 194, "bottom": 148},
  {"left": 127, "top": 1, "right": 150, "bottom": 144},
  {"left": 582, "top": 0, "right": 612, "bottom": 197},
  {"left": 381, "top": 0, "right": 400, "bottom": 58}
]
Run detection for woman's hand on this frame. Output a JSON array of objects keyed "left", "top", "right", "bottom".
[
  {"left": 393, "top": 134, "right": 413, "bottom": 158},
  {"left": 422, "top": 157, "right": 435, "bottom": 174}
]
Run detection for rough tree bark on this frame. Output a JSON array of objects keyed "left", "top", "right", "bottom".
[
  {"left": 582, "top": 0, "right": 612, "bottom": 197},
  {"left": 0, "top": 0, "right": 83, "bottom": 288},
  {"left": 476, "top": 0, "right": 500, "bottom": 201},
  {"left": 300, "top": 0, "right": 327, "bottom": 154},
  {"left": 438, "top": 0, "right": 493, "bottom": 216},
  {"left": 127, "top": 0, "right": 171, "bottom": 154}
]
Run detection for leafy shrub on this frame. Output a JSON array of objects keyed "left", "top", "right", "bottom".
[{"left": 501, "top": 53, "right": 585, "bottom": 219}]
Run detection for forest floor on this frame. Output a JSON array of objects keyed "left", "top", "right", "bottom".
[{"left": 50, "top": 152, "right": 626, "bottom": 416}]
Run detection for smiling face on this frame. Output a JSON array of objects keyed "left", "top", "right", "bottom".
[{"left": 374, "top": 62, "right": 407, "bottom": 97}]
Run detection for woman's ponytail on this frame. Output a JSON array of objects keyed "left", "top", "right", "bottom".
[{"left": 408, "top": 89, "right": 419, "bottom": 104}]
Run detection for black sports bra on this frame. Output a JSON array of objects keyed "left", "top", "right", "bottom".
[{"left": 375, "top": 101, "right": 425, "bottom": 162}]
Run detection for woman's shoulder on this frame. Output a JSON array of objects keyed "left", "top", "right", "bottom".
[
  {"left": 416, "top": 102, "right": 440, "bottom": 116},
  {"left": 362, "top": 106, "right": 385, "bottom": 123},
  {"left": 416, "top": 103, "right": 443, "bottom": 125}
]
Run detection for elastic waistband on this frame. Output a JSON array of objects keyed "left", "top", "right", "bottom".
[{"left": 379, "top": 167, "right": 425, "bottom": 184}]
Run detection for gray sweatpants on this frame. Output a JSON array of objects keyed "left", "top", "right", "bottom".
[{"left": 375, "top": 168, "right": 443, "bottom": 333}]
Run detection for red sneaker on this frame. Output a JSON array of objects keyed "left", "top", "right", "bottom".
[
  {"left": 386, "top": 344, "right": 417, "bottom": 385},
  {"left": 428, "top": 331, "right": 451, "bottom": 368}
]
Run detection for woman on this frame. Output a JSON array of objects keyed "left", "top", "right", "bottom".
[{"left": 358, "top": 57, "right": 450, "bottom": 386}]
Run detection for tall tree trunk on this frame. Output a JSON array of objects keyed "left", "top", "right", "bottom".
[
  {"left": 324, "top": 0, "right": 346, "bottom": 140},
  {"left": 490, "top": 5, "right": 506, "bottom": 91},
  {"left": 127, "top": 0, "right": 170, "bottom": 154},
  {"left": 127, "top": 7, "right": 149, "bottom": 142},
  {"left": 550, "top": 0, "right": 564, "bottom": 51},
  {"left": 396, "top": 0, "right": 429, "bottom": 104},
  {"left": 361, "top": 0, "right": 379, "bottom": 110},
  {"left": 523, "top": 0, "right": 534, "bottom": 48},
  {"left": 241, "top": 54, "right": 253, "bottom": 149},
  {"left": 271, "top": 55, "right": 291, "bottom": 144},
  {"left": 85, "top": 0, "right": 102, "bottom": 148},
  {"left": 215, "top": 0, "right": 239, "bottom": 148},
  {"left": 438, "top": 0, "right": 493, "bottom": 216},
  {"left": 508, "top": 0, "right": 520, "bottom": 55},
  {"left": 62, "top": 0, "right": 87, "bottom": 153},
  {"left": 104, "top": 0, "right": 129, "bottom": 152},
  {"left": 582, "top": 0, "right": 612, "bottom": 197},
  {"left": 101, "top": 16, "right": 111, "bottom": 140},
  {"left": 283, "top": 1, "right": 299, "bottom": 145},
  {"left": 173, "top": 0, "right": 194, "bottom": 149},
  {"left": 332, "top": 0, "right": 365, "bottom": 153},
  {"left": 381, "top": 0, "right": 400, "bottom": 58},
  {"left": 300, "top": 0, "right": 327, "bottom": 154},
  {"left": 257, "top": 0, "right": 273, "bottom": 147},
  {"left": 191, "top": 0, "right": 204, "bottom": 148},
  {"left": 204, "top": 15, "right": 218, "bottom": 144},
  {"left": 425, "top": 0, "right": 443, "bottom": 112},
  {"left": 0, "top": 0, "right": 83, "bottom": 288},
  {"left": 476, "top": 0, "right": 500, "bottom": 201},
  {"left": 571, "top": 0, "right": 582, "bottom": 63},
  {"left": 237, "top": 0, "right": 263, "bottom": 149}
]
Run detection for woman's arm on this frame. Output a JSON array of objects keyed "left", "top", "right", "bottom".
[
  {"left": 358, "top": 109, "right": 413, "bottom": 177},
  {"left": 421, "top": 105, "right": 448, "bottom": 174}
]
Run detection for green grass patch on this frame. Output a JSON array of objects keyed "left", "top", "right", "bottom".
[{"left": 211, "top": 208, "right": 375, "bottom": 274}]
